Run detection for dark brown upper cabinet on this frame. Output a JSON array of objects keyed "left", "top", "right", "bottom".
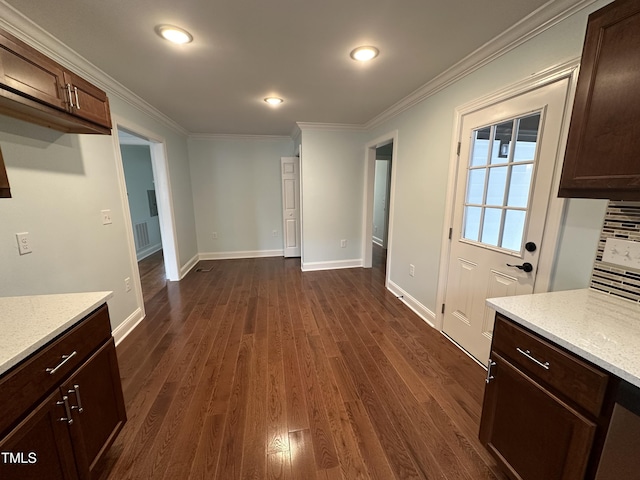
[
  {"left": 559, "top": 0, "right": 640, "bottom": 200},
  {"left": 0, "top": 28, "right": 111, "bottom": 135}
]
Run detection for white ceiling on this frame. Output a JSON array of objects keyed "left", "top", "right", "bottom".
[{"left": 5, "top": 0, "right": 585, "bottom": 136}]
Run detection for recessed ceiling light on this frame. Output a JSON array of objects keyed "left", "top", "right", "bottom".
[
  {"left": 350, "top": 46, "right": 379, "bottom": 62},
  {"left": 264, "top": 97, "right": 284, "bottom": 105},
  {"left": 155, "top": 25, "right": 193, "bottom": 44}
]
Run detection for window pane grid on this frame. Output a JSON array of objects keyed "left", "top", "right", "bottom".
[{"left": 461, "top": 112, "right": 541, "bottom": 252}]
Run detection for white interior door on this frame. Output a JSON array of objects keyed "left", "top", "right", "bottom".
[
  {"left": 281, "top": 156, "right": 301, "bottom": 257},
  {"left": 442, "top": 78, "right": 569, "bottom": 364}
]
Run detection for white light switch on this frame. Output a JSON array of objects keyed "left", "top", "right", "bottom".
[
  {"left": 16, "top": 232, "right": 32, "bottom": 255},
  {"left": 101, "top": 209, "right": 113, "bottom": 225},
  {"left": 602, "top": 238, "right": 640, "bottom": 269}
]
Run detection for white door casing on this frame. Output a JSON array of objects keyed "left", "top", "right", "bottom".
[
  {"left": 441, "top": 77, "right": 571, "bottom": 364},
  {"left": 281, "top": 156, "right": 301, "bottom": 257}
]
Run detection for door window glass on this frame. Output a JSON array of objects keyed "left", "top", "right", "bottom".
[{"left": 461, "top": 112, "right": 541, "bottom": 252}]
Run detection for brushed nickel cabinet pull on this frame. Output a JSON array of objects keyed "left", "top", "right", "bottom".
[
  {"left": 516, "top": 347, "right": 550, "bottom": 370},
  {"left": 73, "top": 86, "right": 80, "bottom": 109},
  {"left": 46, "top": 351, "right": 77, "bottom": 375},
  {"left": 66, "top": 83, "right": 74, "bottom": 108},
  {"left": 486, "top": 359, "right": 497, "bottom": 384},
  {"left": 56, "top": 395, "right": 73, "bottom": 425},
  {"left": 69, "top": 384, "right": 84, "bottom": 413}
]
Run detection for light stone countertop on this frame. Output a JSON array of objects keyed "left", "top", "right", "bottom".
[
  {"left": 487, "top": 288, "right": 640, "bottom": 388},
  {"left": 0, "top": 291, "right": 113, "bottom": 376}
]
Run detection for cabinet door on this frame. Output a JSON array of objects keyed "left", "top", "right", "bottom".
[
  {"left": 480, "top": 353, "right": 597, "bottom": 480},
  {"left": 62, "top": 339, "right": 126, "bottom": 479},
  {"left": 62, "top": 71, "right": 112, "bottom": 129},
  {"left": 0, "top": 390, "right": 79, "bottom": 480},
  {"left": 559, "top": 0, "right": 640, "bottom": 200},
  {"left": 0, "top": 31, "right": 67, "bottom": 111}
]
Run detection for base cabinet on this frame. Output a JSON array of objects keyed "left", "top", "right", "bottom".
[
  {"left": 480, "top": 353, "right": 596, "bottom": 480},
  {"left": 0, "top": 304, "right": 126, "bottom": 480},
  {"left": 0, "top": 390, "right": 79, "bottom": 480},
  {"left": 480, "top": 315, "right": 615, "bottom": 480}
]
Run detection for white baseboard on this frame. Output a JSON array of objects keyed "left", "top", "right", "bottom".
[
  {"left": 199, "top": 249, "right": 284, "bottom": 261},
  {"left": 387, "top": 280, "right": 436, "bottom": 328},
  {"left": 180, "top": 254, "right": 200, "bottom": 279},
  {"left": 136, "top": 243, "right": 162, "bottom": 262},
  {"left": 112, "top": 307, "right": 145, "bottom": 346},
  {"left": 301, "top": 259, "right": 363, "bottom": 272}
]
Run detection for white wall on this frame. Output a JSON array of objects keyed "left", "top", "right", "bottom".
[
  {"left": 299, "top": 128, "right": 367, "bottom": 269},
  {"left": 373, "top": 159, "right": 390, "bottom": 246},
  {"left": 188, "top": 136, "right": 294, "bottom": 257},
  {"left": 0, "top": 117, "right": 139, "bottom": 327},
  {"left": 121, "top": 145, "right": 162, "bottom": 260}
]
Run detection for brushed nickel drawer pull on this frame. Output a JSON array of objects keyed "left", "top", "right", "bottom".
[
  {"left": 68, "top": 384, "right": 84, "bottom": 413},
  {"left": 56, "top": 395, "right": 74, "bottom": 425},
  {"left": 46, "top": 351, "right": 77, "bottom": 375},
  {"left": 485, "top": 359, "right": 497, "bottom": 384},
  {"left": 516, "top": 347, "right": 550, "bottom": 370},
  {"left": 66, "top": 83, "right": 75, "bottom": 108}
]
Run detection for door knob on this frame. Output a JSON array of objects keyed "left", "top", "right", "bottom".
[{"left": 506, "top": 262, "right": 533, "bottom": 273}]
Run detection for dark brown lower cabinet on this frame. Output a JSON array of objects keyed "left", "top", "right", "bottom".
[
  {"left": 0, "top": 305, "right": 126, "bottom": 480},
  {"left": 480, "top": 352, "right": 597, "bottom": 480},
  {"left": 61, "top": 340, "right": 126, "bottom": 478},
  {"left": 480, "top": 315, "right": 617, "bottom": 480},
  {"left": 0, "top": 390, "right": 79, "bottom": 480}
]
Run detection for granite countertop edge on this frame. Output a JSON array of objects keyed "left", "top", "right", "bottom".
[
  {"left": 487, "top": 288, "right": 640, "bottom": 389},
  {"left": 0, "top": 291, "right": 113, "bottom": 377}
]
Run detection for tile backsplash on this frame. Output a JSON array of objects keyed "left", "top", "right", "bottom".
[{"left": 591, "top": 201, "right": 640, "bottom": 302}]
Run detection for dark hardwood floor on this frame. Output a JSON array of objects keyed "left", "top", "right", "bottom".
[
  {"left": 138, "top": 250, "right": 166, "bottom": 303},
  {"left": 97, "top": 254, "right": 506, "bottom": 480}
]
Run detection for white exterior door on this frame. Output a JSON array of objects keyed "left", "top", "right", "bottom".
[
  {"left": 281, "top": 156, "right": 301, "bottom": 257},
  {"left": 442, "top": 78, "right": 569, "bottom": 364}
]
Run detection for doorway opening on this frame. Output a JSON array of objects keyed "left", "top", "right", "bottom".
[
  {"left": 363, "top": 130, "right": 398, "bottom": 288},
  {"left": 115, "top": 124, "right": 180, "bottom": 307},
  {"left": 372, "top": 143, "right": 393, "bottom": 272}
]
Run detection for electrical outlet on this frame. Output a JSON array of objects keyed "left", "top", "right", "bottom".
[
  {"left": 124, "top": 277, "right": 131, "bottom": 292},
  {"left": 101, "top": 209, "right": 112, "bottom": 225},
  {"left": 272, "top": 230, "right": 278, "bottom": 237},
  {"left": 212, "top": 232, "right": 218, "bottom": 239},
  {"left": 340, "top": 239, "right": 347, "bottom": 248},
  {"left": 409, "top": 264, "right": 415, "bottom": 277},
  {"left": 16, "top": 232, "right": 32, "bottom": 255}
]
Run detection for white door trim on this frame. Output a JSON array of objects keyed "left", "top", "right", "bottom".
[
  {"left": 435, "top": 58, "right": 581, "bottom": 331},
  {"left": 362, "top": 130, "right": 398, "bottom": 286},
  {"left": 112, "top": 115, "right": 182, "bottom": 284}
]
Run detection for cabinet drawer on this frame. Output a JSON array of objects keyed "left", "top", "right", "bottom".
[
  {"left": 0, "top": 304, "right": 111, "bottom": 437},
  {"left": 492, "top": 315, "right": 609, "bottom": 417}
]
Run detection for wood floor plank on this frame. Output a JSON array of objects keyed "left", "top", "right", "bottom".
[
  {"left": 215, "top": 334, "right": 253, "bottom": 479},
  {"left": 294, "top": 333, "right": 340, "bottom": 470},
  {"left": 98, "top": 249, "right": 507, "bottom": 480},
  {"left": 267, "top": 451, "right": 292, "bottom": 480}
]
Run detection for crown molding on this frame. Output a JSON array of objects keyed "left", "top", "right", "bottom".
[
  {"left": 364, "top": 0, "right": 599, "bottom": 130},
  {"left": 296, "top": 122, "right": 367, "bottom": 133},
  {"left": 189, "top": 133, "right": 291, "bottom": 141},
  {"left": 290, "top": 124, "right": 302, "bottom": 141},
  {"left": 0, "top": 1, "right": 189, "bottom": 136}
]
